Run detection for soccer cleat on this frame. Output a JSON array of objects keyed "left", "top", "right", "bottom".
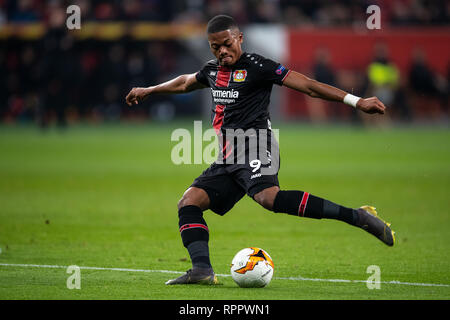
[
  {"left": 356, "top": 205, "right": 395, "bottom": 246},
  {"left": 165, "top": 267, "right": 219, "bottom": 285}
]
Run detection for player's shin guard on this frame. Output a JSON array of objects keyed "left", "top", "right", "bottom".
[
  {"left": 272, "top": 190, "right": 359, "bottom": 226},
  {"left": 178, "top": 205, "right": 212, "bottom": 269}
]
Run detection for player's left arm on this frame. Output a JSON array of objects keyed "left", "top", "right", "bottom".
[{"left": 282, "top": 70, "right": 386, "bottom": 114}]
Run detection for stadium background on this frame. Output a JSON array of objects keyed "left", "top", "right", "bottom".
[
  {"left": 1, "top": 0, "right": 448, "bottom": 126},
  {"left": 1, "top": 0, "right": 450, "bottom": 302}
]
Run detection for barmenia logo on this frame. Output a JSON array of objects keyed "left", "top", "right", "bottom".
[{"left": 211, "top": 88, "right": 240, "bottom": 99}]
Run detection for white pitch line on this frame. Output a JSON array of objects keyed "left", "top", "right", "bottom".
[
  {"left": 275, "top": 275, "right": 450, "bottom": 287},
  {"left": 0, "top": 263, "right": 185, "bottom": 275},
  {"left": 1, "top": 263, "right": 449, "bottom": 288}
]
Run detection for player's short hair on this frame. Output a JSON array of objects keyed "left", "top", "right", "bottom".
[{"left": 206, "top": 15, "right": 239, "bottom": 34}]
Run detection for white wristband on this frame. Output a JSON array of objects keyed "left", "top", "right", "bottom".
[{"left": 343, "top": 93, "right": 360, "bottom": 108}]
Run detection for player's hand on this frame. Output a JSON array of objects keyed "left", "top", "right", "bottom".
[
  {"left": 356, "top": 97, "right": 386, "bottom": 114},
  {"left": 125, "top": 87, "right": 150, "bottom": 106}
]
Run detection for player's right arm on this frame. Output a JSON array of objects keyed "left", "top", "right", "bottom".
[{"left": 125, "top": 73, "right": 207, "bottom": 106}]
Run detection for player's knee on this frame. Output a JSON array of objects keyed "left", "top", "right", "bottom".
[
  {"left": 177, "top": 196, "right": 188, "bottom": 210},
  {"left": 177, "top": 187, "right": 210, "bottom": 211},
  {"left": 254, "top": 186, "right": 280, "bottom": 211},
  {"left": 177, "top": 195, "right": 197, "bottom": 210}
]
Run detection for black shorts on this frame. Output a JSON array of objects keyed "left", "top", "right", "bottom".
[{"left": 191, "top": 129, "right": 280, "bottom": 215}]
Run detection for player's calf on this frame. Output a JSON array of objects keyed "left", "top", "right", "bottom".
[
  {"left": 167, "top": 204, "right": 218, "bottom": 285},
  {"left": 269, "top": 189, "right": 395, "bottom": 246},
  {"left": 178, "top": 205, "right": 212, "bottom": 269},
  {"left": 271, "top": 190, "right": 359, "bottom": 225}
]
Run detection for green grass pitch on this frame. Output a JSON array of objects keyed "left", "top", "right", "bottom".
[{"left": 0, "top": 122, "right": 449, "bottom": 300}]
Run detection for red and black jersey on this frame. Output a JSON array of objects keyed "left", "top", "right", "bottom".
[{"left": 195, "top": 52, "right": 290, "bottom": 132}]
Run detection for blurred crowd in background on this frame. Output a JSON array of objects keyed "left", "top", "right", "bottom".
[
  {"left": 2, "top": 0, "right": 449, "bottom": 26},
  {"left": 1, "top": 0, "right": 449, "bottom": 127}
]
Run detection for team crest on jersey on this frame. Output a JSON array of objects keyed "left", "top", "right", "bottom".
[{"left": 233, "top": 70, "right": 247, "bottom": 82}]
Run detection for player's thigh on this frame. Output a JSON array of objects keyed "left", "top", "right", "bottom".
[
  {"left": 228, "top": 151, "right": 280, "bottom": 209},
  {"left": 190, "top": 164, "right": 245, "bottom": 216},
  {"left": 232, "top": 167, "right": 280, "bottom": 200}
]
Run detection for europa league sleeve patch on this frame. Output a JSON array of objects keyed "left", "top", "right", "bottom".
[{"left": 275, "top": 65, "right": 285, "bottom": 75}]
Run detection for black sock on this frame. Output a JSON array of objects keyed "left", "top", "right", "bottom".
[
  {"left": 187, "top": 241, "right": 211, "bottom": 269},
  {"left": 178, "top": 205, "right": 212, "bottom": 269},
  {"left": 272, "top": 190, "right": 359, "bottom": 226}
]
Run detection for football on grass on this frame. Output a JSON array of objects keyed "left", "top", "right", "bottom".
[{"left": 230, "top": 247, "right": 274, "bottom": 288}]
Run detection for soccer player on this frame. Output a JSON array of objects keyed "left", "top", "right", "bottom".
[{"left": 125, "top": 15, "right": 395, "bottom": 285}]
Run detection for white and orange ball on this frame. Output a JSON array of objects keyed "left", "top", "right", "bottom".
[{"left": 230, "top": 247, "right": 274, "bottom": 288}]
